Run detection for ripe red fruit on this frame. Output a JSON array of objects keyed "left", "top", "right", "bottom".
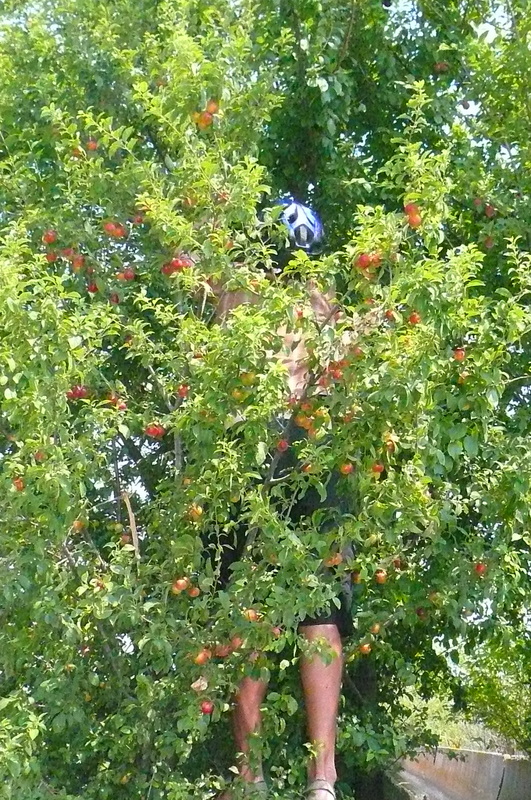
[
  {"left": 46, "top": 252, "right": 58, "bottom": 263},
  {"left": 34, "top": 450, "right": 46, "bottom": 462},
  {"left": 473, "top": 197, "right": 483, "bottom": 207},
  {"left": 197, "top": 111, "right": 214, "bottom": 129},
  {"left": 145, "top": 423, "right": 165, "bottom": 438},
  {"left": 109, "top": 293, "right": 120, "bottom": 305},
  {"left": 416, "top": 607, "right": 428, "bottom": 620},
  {"left": 271, "top": 626, "right": 282, "bottom": 638},
  {"left": 131, "top": 214, "right": 144, "bottom": 225},
  {"left": 71, "top": 254, "right": 85, "bottom": 271},
  {"left": 403, "top": 203, "right": 419, "bottom": 215},
  {"left": 356, "top": 253, "right": 371, "bottom": 270},
  {"left": 61, "top": 247, "right": 74, "bottom": 259},
  {"left": 370, "top": 622, "right": 381, "bottom": 635},
  {"left": 374, "top": 569, "right": 387, "bottom": 584},
  {"left": 200, "top": 700, "right": 214, "bottom": 715},
  {"left": 66, "top": 384, "right": 89, "bottom": 401},
  {"left": 474, "top": 562, "right": 487, "bottom": 576},
  {"left": 87, "top": 282, "right": 98, "bottom": 294},
  {"left": 243, "top": 608, "right": 258, "bottom": 622},
  {"left": 434, "top": 61, "right": 449, "bottom": 74},
  {"left": 371, "top": 462, "right": 384, "bottom": 474},
  {"left": 177, "top": 384, "right": 190, "bottom": 398},
  {"left": 385, "top": 309, "right": 395, "bottom": 321},
  {"left": 408, "top": 311, "right": 421, "bottom": 325},
  {"left": 194, "top": 648, "right": 212, "bottom": 666},
  {"left": 453, "top": 347, "right": 466, "bottom": 362},
  {"left": 339, "top": 463, "right": 354, "bottom": 475},
  {"left": 351, "top": 571, "right": 362, "bottom": 584},
  {"left": 114, "top": 223, "right": 127, "bottom": 238},
  {"left": 42, "top": 229, "right": 58, "bottom": 244},
  {"left": 484, "top": 204, "right": 496, "bottom": 218},
  {"left": 484, "top": 236, "right": 495, "bottom": 249},
  {"left": 230, "top": 636, "right": 243, "bottom": 651},
  {"left": 359, "top": 643, "right": 372, "bottom": 655},
  {"left": 407, "top": 213, "right": 422, "bottom": 228},
  {"left": 187, "top": 586, "right": 201, "bottom": 598},
  {"left": 172, "top": 578, "right": 190, "bottom": 594},
  {"left": 369, "top": 252, "right": 382, "bottom": 268},
  {"left": 103, "top": 221, "right": 117, "bottom": 235},
  {"left": 329, "top": 368, "right": 343, "bottom": 381},
  {"left": 86, "top": 138, "right": 98, "bottom": 151},
  {"left": 172, "top": 257, "right": 188, "bottom": 271},
  {"left": 12, "top": 477, "right": 25, "bottom": 492},
  {"left": 277, "top": 439, "right": 289, "bottom": 452},
  {"left": 122, "top": 268, "right": 135, "bottom": 281},
  {"left": 206, "top": 99, "right": 219, "bottom": 114}
]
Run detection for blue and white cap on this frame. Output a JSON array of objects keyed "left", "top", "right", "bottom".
[{"left": 277, "top": 197, "right": 325, "bottom": 255}]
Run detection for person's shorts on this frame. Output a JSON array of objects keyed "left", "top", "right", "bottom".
[{"left": 202, "top": 416, "right": 356, "bottom": 637}]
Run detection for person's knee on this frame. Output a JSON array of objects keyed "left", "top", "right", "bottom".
[
  {"left": 299, "top": 623, "right": 341, "bottom": 649},
  {"left": 235, "top": 676, "right": 268, "bottom": 707}
]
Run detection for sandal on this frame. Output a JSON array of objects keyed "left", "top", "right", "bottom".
[{"left": 305, "top": 779, "right": 336, "bottom": 800}]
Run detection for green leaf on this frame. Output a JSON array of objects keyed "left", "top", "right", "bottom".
[
  {"left": 447, "top": 441, "right": 463, "bottom": 459},
  {"left": 486, "top": 388, "right": 499, "bottom": 408},
  {"left": 464, "top": 435, "right": 478, "bottom": 457}
]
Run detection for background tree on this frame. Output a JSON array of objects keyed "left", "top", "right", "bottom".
[{"left": 1, "top": 1, "right": 530, "bottom": 799}]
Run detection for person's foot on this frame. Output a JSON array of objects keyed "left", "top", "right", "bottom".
[{"left": 305, "top": 778, "right": 336, "bottom": 800}]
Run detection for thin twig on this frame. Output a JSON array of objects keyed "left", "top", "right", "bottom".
[
  {"left": 112, "top": 438, "right": 122, "bottom": 524},
  {"left": 61, "top": 543, "right": 122, "bottom": 669},
  {"left": 81, "top": 528, "right": 108, "bottom": 569},
  {"left": 335, "top": 0, "right": 358, "bottom": 73},
  {"left": 122, "top": 491, "right": 141, "bottom": 564}
]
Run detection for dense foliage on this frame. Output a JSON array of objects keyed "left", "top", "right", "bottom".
[{"left": 1, "top": 1, "right": 530, "bottom": 798}]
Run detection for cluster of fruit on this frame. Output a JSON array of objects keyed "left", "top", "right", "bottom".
[
  {"left": 191, "top": 98, "right": 219, "bottom": 130},
  {"left": 403, "top": 201, "right": 422, "bottom": 229},
  {"left": 161, "top": 255, "right": 193, "bottom": 276}
]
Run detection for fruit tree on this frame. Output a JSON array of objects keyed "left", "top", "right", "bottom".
[{"left": 1, "top": 1, "right": 530, "bottom": 798}]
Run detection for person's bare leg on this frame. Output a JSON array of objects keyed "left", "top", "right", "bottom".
[
  {"left": 219, "top": 675, "right": 269, "bottom": 797},
  {"left": 234, "top": 676, "right": 269, "bottom": 780},
  {"left": 299, "top": 624, "right": 342, "bottom": 793}
]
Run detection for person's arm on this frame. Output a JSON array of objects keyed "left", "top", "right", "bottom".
[{"left": 208, "top": 278, "right": 261, "bottom": 323}]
